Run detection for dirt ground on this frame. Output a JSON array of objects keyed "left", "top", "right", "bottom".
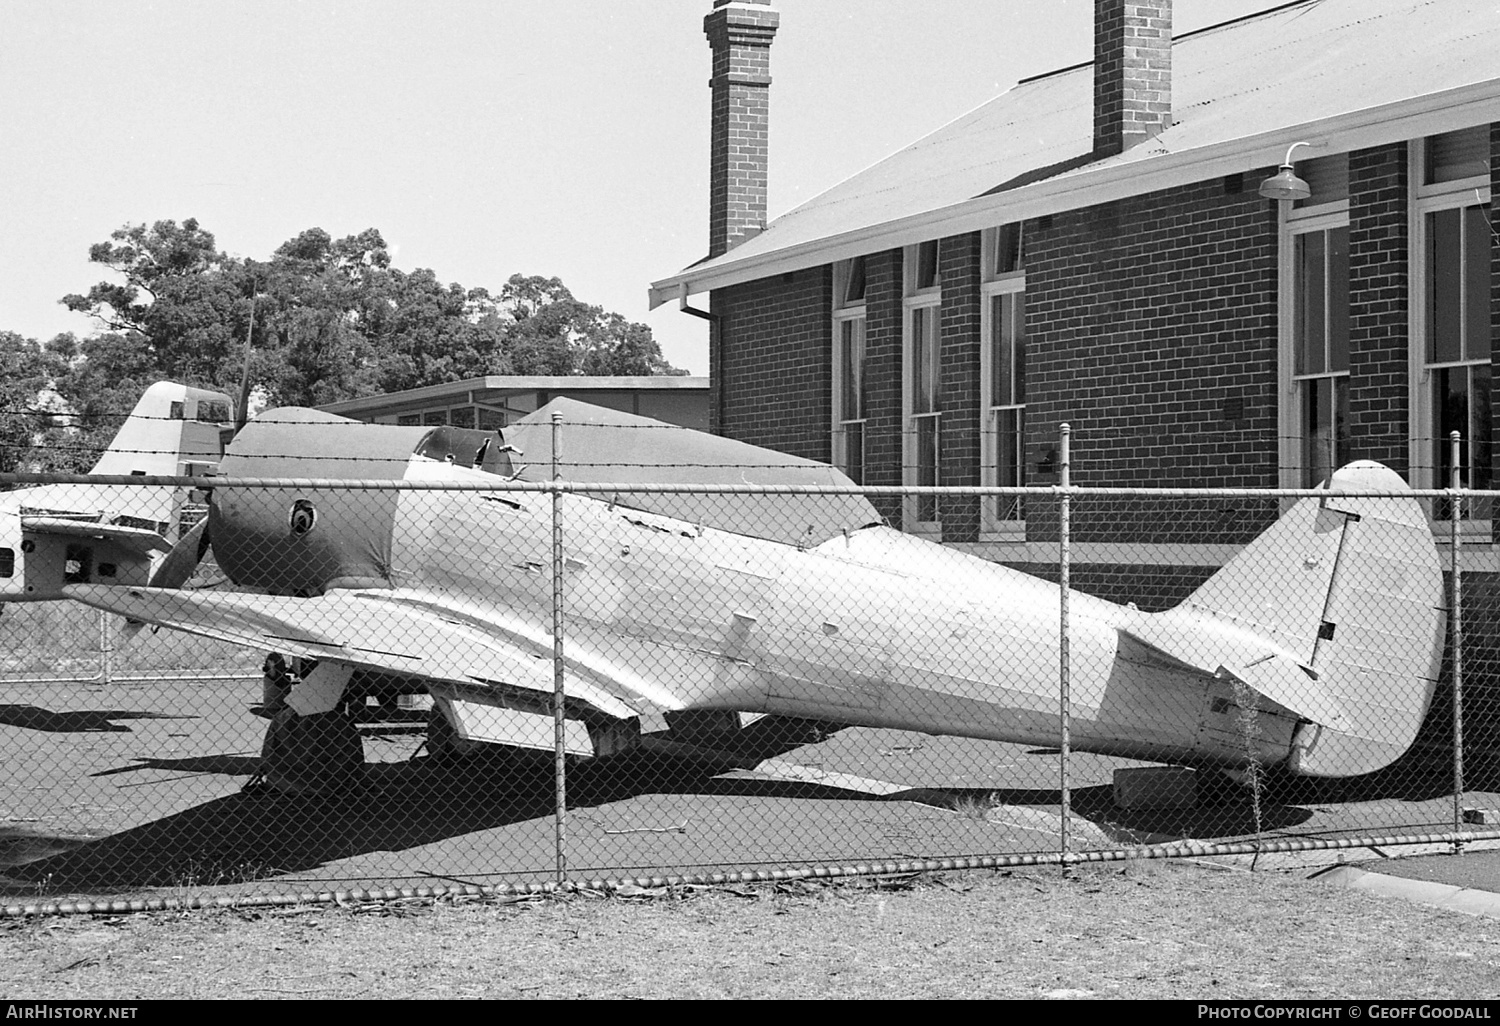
[{"left": 2, "top": 862, "right": 1497, "bottom": 1000}]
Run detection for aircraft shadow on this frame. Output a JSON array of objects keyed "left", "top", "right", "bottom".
[
  {"left": 0, "top": 704, "right": 194, "bottom": 734},
  {"left": 8, "top": 713, "right": 1471, "bottom": 897},
  {"left": 0, "top": 730, "right": 870, "bottom": 896},
  {"left": 2, "top": 759, "right": 1308, "bottom": 898},
  {"left": 88, "top": 754, "right": 264, "bottom": 779}
]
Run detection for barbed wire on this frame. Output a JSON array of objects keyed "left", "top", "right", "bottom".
[{"left": 0, "top": 441, "right": 1483, "bottom": 479}]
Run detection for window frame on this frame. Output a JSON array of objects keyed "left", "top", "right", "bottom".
[
  {"left": 902, "top": 244, "right": 943, "bottom": 534},
  {"left": 1278, "top": 200, "right": 1352, "bottom": 489},
  {"left": 832, "top": 257, "right": 868, "bottom": 485},
  {"left": 1407, "top": 136, "right": 1493, "bottom": 533},
  {"left": 979, "top": 225, "right": 1027, "bottom": 539}
]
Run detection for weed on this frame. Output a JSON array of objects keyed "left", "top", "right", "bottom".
[
  {"left": 947, "top": 791, "right": 998, "bottom": 820},
  {"left": 1227, "top": 677, "right": 1266, "bottom": 866}
]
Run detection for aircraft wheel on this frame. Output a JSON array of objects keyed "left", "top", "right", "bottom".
[
  {"left": 425, "top": 707, "right": 459, "bottom": 760},
  {"left": 260, "top": 707, "right": 363, "bottom": 794}
]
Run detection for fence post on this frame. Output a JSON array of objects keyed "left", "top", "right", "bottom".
[
  {"left": 98, "top": 609, "right": 113, "bottom": 685},
  {"left": 551, "top": 410, "right": 568, "bottom": 884},
  {"left": 1450, "top": 430, "right": 1465, "bottom": 854},
  {"left": 1058, "top": 423, "right": 1072, "bottom": 865}
]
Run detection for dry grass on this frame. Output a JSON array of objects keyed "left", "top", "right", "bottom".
[{"left": 2, "top": 861, "right": 1497, "bottom": 1000}]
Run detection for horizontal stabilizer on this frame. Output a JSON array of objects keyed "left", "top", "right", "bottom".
[
  {"left": 1119, "top": 624, "right": 1344, "bottom": 729},
  {"left": 1216, "top": 655, "right": 1348, "bottom": 732},
  {"left": 22, "top": 516, "right": 170, "bottom": 554}
]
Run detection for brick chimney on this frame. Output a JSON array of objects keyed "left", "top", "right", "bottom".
[
  {"left": 704, "top": 0, "right": 780, "bottom": 259},
  {"left": 1093, "top": 0, "right": 1172, "bottom": 157}
]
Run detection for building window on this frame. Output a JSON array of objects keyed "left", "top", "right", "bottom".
[
  {"left": 1293, "top": 224, "right": 1350, "bottom": 486},
  {"left": 903, "top": 244, "right": 942, "bottom": 531},
  {"left": 1411, "top": 130, "right": 1493, "bottom": 522},
  {"left": 980, "top": 225, "right": 1026, "bottom": 536},
  {"left": 1277, "top": 155, "right": 1350, "bottom": 489},
  {"left": 832, "top": 257, "right": 868, "bottom": 484}
]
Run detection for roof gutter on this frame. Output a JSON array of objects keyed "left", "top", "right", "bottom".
[
  {"left": 648, "top": 78, "right": 1500, "bottom": 307},
  {"left": 674, "top": 282, "right": 718, "bottom": 323}
]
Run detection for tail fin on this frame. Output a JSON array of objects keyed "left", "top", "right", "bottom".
[
  {"left": 87, "top": 382, "right": 233, "bottom": 478},
  {"left": 1, "top": 384, "right": 235, "bottom": 601},
  {"left": 1179, "top": 461, "right": 1445, "bottom": 777}
]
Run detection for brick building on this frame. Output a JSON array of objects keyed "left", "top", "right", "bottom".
[
  {"left": 650, "top": 0, "right": 1500, "bottom": 603},
  {"left": 650, "top": 0, "right": 1500, "bottom": 769}
]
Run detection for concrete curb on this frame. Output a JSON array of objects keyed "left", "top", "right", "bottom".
[{"left": 1314, "top": 864, "right": 1500, "bottom": 918}]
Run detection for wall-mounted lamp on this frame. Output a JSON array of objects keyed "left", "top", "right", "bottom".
[{"left": 1259, "top": 141, "right": 1313, "bottom": 202}]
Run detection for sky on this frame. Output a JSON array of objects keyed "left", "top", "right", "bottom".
[{"left": 0, "top": 1, "right": 1272, "bottom": 377}]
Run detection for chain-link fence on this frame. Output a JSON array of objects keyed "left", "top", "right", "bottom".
[{"left": 2, "top": 460, "right": 1497, "bottom": 914}]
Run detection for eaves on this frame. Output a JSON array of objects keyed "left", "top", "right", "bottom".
[{"left": 647, "top": 78, "right": 1500, "bottom": 309}]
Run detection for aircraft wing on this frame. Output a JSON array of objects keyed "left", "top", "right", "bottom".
[
  {"left": 61, "top": 583, "right": 644, "bottom": 721},
  {"left": 22, "top": 516, "right": 170, "bottom": 555}
]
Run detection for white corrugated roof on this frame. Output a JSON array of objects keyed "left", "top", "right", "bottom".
[{"left": 651, "top": 0, "right": 1500, "bottom": 304}]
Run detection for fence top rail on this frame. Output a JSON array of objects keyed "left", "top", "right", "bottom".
[{"left": 0, "top": 471, "right": 1490, "bottom": 502}]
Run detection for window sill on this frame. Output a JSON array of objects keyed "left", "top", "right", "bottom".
[
  {"left": 979, "top": 525, "right": 1028, "bottom": 544},
  {"left": 1429, "top": 520, "right": 1493, "bottom": 545}
]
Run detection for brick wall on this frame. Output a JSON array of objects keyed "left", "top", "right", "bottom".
[
  {"left": 709, "top": 267, "right": 832, "bottom": 461},
  {"left": 938, "top": 232, "right": 983, "bottom": 541},
  {"left": 863, "top": 249, "right": 904, "bottom": 527},
  {"left": 1347, "top": 142, "right": 1410, "bottom": 472},
  {"left": 1023, "top": 172, "right": 1280, "bottom": 544}
]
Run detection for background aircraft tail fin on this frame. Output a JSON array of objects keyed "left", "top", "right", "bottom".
[
  {"left": 87, "top": 381, "right": 233, "bottom": 479},
  {"left": 1176, "top": 461, "right": 1446, "bottom": 777}
]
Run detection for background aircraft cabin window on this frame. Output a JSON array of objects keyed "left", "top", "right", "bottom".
[
  {"left": 195, "top": 400, "right": 232, "bottom": 424},
  {"left": 832, "top": 257, "right": 869, "bottom": 485}
]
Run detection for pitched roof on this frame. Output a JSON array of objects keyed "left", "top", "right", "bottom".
[{"left": 650, "top": 0, "right": 1500, "bottom": 306}]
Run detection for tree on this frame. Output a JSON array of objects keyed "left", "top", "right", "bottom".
[
  {"left": 60, "top": 219, "right": 248, "bottom": 389},
  {"left": 498, "top": 274, "right": 685, "bottom": 377},
  {"left": 55, "top": 218, "right": 685, "bottom": 414},
  {"left": 0, "top": 332, "right": 119, "bottom": 475}
]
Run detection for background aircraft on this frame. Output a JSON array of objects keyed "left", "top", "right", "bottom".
[
  {"left": 0, "top": 381, "right": 233, "bottom": 603},
  {"left": 58, "top": 398, "right": 1445, "bottom": 791}
]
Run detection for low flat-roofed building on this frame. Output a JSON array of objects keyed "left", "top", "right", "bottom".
[{"left": 318, "top": 375, "right": 709, "bottom": 432}]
